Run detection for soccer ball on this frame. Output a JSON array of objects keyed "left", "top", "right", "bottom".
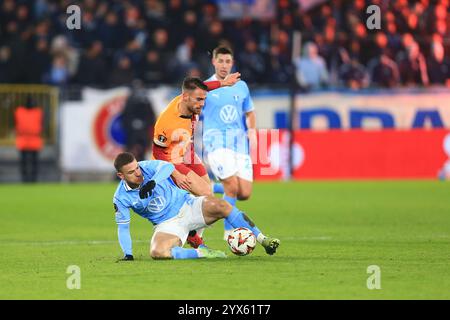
[{"left": 227, "top": 227, "right": 256, "bottom": 256}]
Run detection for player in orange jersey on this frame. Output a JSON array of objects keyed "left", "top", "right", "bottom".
[
  {"left": 152, "top": 75, "right": 240, "bottom": 248},
  {"left": 153, "top": 74, "right": 240, "bottom": 196}
]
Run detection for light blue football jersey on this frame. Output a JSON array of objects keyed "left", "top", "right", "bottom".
[
  {"left": 113, "top": 160, "right": 191, "bottom": 226},
  {"left": 201, "top": 75, "right": 254, "bottom": 155}
]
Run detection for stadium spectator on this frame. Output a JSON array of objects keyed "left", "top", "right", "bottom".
[
  {"left": 96, "top": 11, "right": 126, "bottom": 50},
  {"left": 175, "top": 36, "right": 198, "bottom": 78},
  {"left": 397, "top": 42, "right": 429, "bottom": 86},
  {"left": 237, "top": 39, "right": 267, "bottom": 84},
  {"left": 0, "top": 45, "right": 13, "bottom": 83},
  {"left": 44, "top": 54, "right": 70, "bottom": 86},
  {"left": 121, "top": 79, "right": 156, "bottom": 161},
  {"left": 294, "top": 42, "right": 329, "bottom": 90},
  {"left": 338, "top": 49, "right": 369, "bottom": 90},
  {"left": 143, "top": 0, "right": 167, "bottom": 30},
  {"left": 176, "top": 10, "right": 200, "bottom": 42},
  {"left": 150, "top": 28, "right": 176, "bottom": 81},
  {"left": 15, "top": 4, "right": 31, "bottom": 33},
  {"left": 0, "top": 0, "right": 16, "bottom": 26},
  {"left": 427, "top": 40, "right": 450, "bottom": 85},
  {"left": 109, "top": 55, "right": 135, "bottom": 87},
  {"left": 185, "top": 65, "right": 202, "bottom": 78},
  {"left": 0, "top": 0, "right": 448, "bottom": 89},
  {"left": 49, "top": 35, "right": 79, "bottom": 79},
  {"left": 27, "top": 39, "right": 51, "bottom": 84},
  {"left": 266, "top": 43, "right": 291, "bottom": 85},
  {"left": 139, "top": 49, "right": 167, "bottom": 85},
  {"left": 368, "top": 53, "right": 400, "bottom": 88},
  {"left": 349, "top": 22, "right": 373, "bottom": 65},
  {"left": 198, "top": 19, "right": 226, "bottom": 55},
  {"left": 3, "top": 20, "right": 29, "bottom": 83},
  {"left": 374, "top": 32, "right": 393, "bottom": 59},
  {"left": 14, "top": 96, "right": 43, "bottom": 183},
  {"left": 385, "top": 21, "right": 403, "bottom": 59},
  {"left": 75, "top": 40, "right": 107, "bottom": 87}
]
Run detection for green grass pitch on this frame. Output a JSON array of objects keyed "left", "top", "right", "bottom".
[{"left": 0, "top": 181, "right": 449, "bottom": 299}]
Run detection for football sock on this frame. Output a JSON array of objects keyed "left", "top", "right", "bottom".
[
  {"left": 225, "top": 206, "right": 263, "bottom": 240},
  {"left": 223, "top": 195, "right": 237, "bottom": 231},
  {"left": 171, "top": 246, "right": 200, "bottom": 259},
  {"left": 213, "top": 183, "right": 224, "bottom": 194}
]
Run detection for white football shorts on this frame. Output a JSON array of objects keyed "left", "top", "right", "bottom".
[
  {"left": 206, "top": 148, "right": 253, "bottom": 181},
  {"left": 151, "top": 196, "right": 207, "bottom": 246}
]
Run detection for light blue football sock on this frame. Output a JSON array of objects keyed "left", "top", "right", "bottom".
[
  {"left": 170, "top": 246, "right": 200, "bottom": 259},
  {"left": 213, "top": 183, "right": 224, "bottom": 194},
  {"left": 223, "top": 195, "right": 237, "bottom": 231},
  {"left": 225, "top": 206, "right": 261, "bottom": 238}
]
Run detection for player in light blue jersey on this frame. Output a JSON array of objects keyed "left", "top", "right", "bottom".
[
  {"left": 200, "top": 46, "right": 257, "bottom": 240},
  {"left": 113, "top": 152, "right": 279, "bottom": 260}
]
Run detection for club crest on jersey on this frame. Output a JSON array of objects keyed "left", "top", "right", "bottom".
[
  {"left": 147, "top": 196, "right": 166, "bottom": 212},
  {"left": 219, "top": 104, "right": 238, "bottom": 123},
  {"left": 158, "top": 135, "right": 167, "bottom": 143}
]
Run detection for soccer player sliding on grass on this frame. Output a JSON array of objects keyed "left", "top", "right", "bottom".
[{"left": 113, "top": 152, "right": 280, "bottom": 260}]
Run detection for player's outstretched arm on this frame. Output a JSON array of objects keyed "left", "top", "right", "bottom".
[
  {"left": 204, "top": 72, "right": 241, "bottom": 91},
  {"left": 221, "top": 72, "right": 241, "bottom": 87},
  {"left": 149, "top": 160, "right": 175, "bottom": 184},
  {"left": 114, "top": 199, "right": 133, "bottom": 260},
  {"left": 117, "top": 223, "right": 133, "bottom": 261},
  {"left": 171, "top": 169, "right": 191, "bottom": 190}
]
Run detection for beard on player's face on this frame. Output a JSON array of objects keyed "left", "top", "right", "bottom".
[
  {"left": 126, "top": 174, "right": 143, "bottom": 187},
  {"left": 188, "top": 104, "right": 202, "bottom": 114},
  {"left": 186, "top": 93, "right": 205, "bottom": 115}
]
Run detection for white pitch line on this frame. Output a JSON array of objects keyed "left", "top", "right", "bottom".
[
  {"left": 0, "top": 236, "right": 332, "bottom": 246},
  {"left": 0, "top": 240, "right": 142, "bottom": 246}
]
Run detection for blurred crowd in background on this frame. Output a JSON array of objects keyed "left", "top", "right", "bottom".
[{"left": 0, "top": 0, "right": 449, "bottom": 90}]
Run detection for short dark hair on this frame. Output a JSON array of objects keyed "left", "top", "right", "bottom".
[
  {"left": 182, "top": 77, "right": 208, "bottom": 92},
  {"left": 213, "top": 46, "right": 234, "bottom": 58},
  {"left": 114, "top": 152, "right": 135, "bottom": 172}
]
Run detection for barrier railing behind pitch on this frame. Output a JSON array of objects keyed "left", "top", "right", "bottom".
[{"left": 0, "top": 85, "right": 59, "bottom": 146}]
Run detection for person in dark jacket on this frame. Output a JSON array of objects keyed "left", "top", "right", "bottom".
[{"left": 121, "top": 80, "right": 156, "bottom": 161}]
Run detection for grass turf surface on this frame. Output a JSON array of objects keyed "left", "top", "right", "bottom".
[{"left": 0, "top": 181, "right": 449, "bottom": 299}]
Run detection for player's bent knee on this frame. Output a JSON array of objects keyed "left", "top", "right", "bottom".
[
  {"left": 203, "top": 197, "right": 232, "bottom": 221},
  {"left": 150, "top": 247, "right": 172, "bottom": 259},
  {"left": 237, "top": 192, "right": 251, "bottom": 201},
  {"left": 222, "top": 178, "right": 239, "bottom": 196},
  {"left": 224, "top": 185, "right": 238, "bottom": 197},
  {"left": 217, "top": 199, "right": 233, "bottom": 217}
]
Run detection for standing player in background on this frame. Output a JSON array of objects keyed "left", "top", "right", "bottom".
[
  {"left": 201, "top": 46, "right": 257, "bottom": 240},
  {"left": 152, "top": 75, "right": 240, "bottom": 247}
]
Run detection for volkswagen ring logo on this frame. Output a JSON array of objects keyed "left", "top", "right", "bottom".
[
  {"left": 219, "top": 105, "right": 238, "bottom": 123},
  {"left": 147, "top": 196, "right": 166, "bottom": 212}
]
